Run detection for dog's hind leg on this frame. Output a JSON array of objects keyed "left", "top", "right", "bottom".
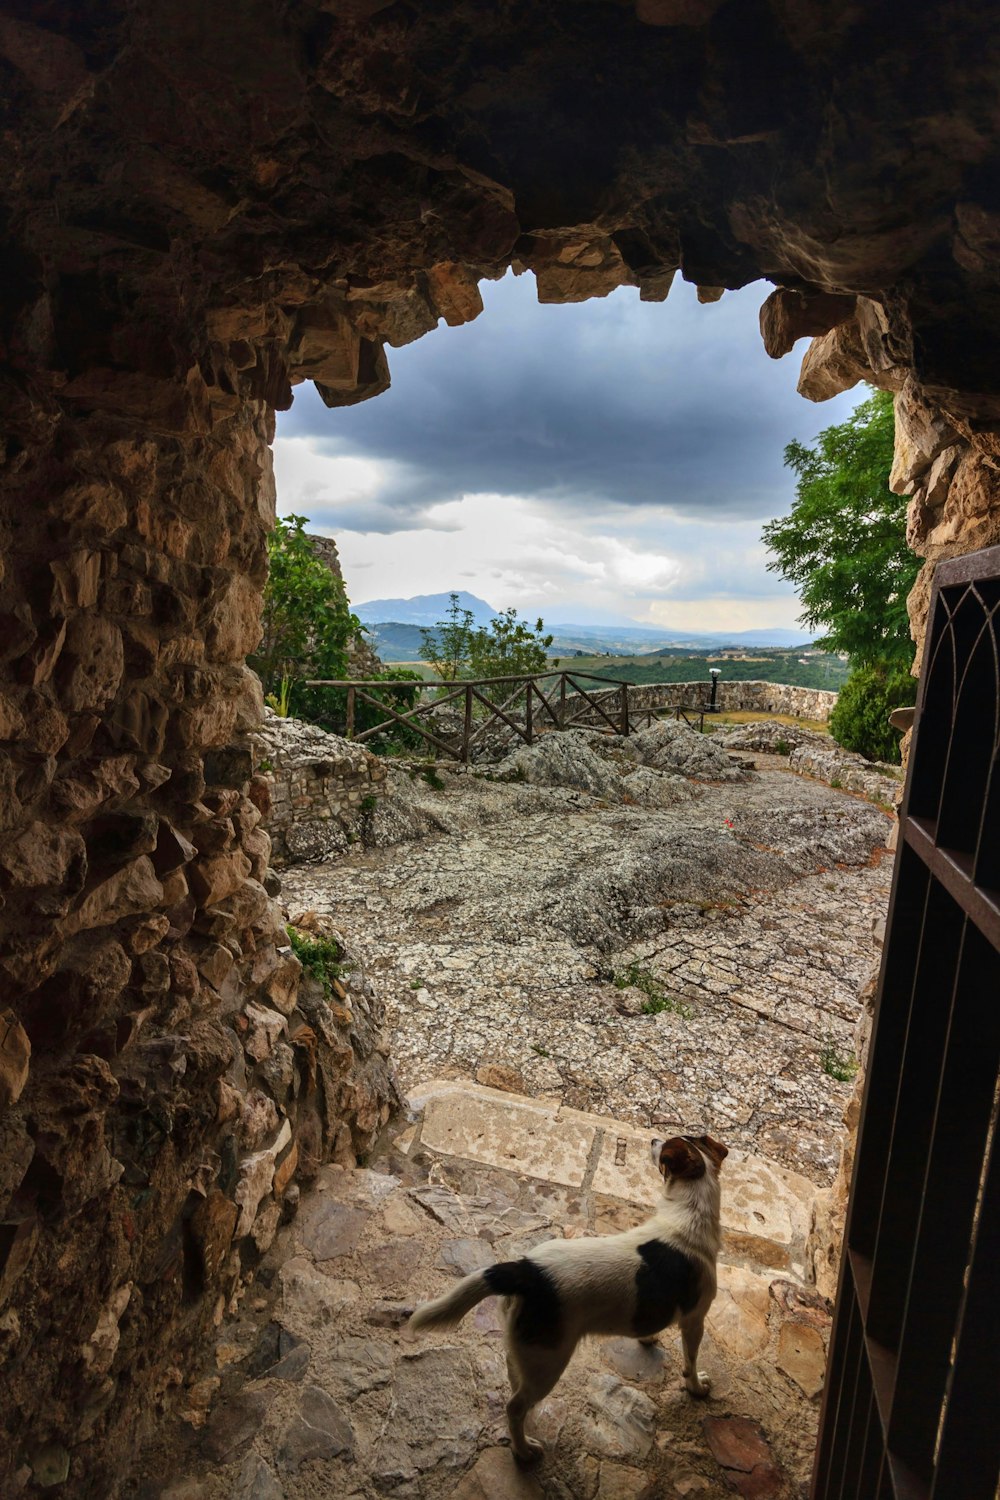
[
  {"left": 679, "top": 1312, "right": 710, "bottom": 1397},
  {"left": 505, "top": 1341, "right": 573, "bottom": 1463}
]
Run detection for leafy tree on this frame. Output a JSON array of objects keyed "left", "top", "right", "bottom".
[
  {"left": 828, "top": 662, "right": 916, "bottom": 764},
  {"left": 762, "top": 389, "right": 920, "bottom": 667},
  {"left": 420, "top": 594, "right": 476, "bottom": 680},
  {"left": 468, "top": 607, "right": 555, "bottom": 679},
  {"left": 253, "top": 513, "right": 360, "bottom": 718},
  {"left": 421, "top": 593, "right": 555, "bottom": 680}
]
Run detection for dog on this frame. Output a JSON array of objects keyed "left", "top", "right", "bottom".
[{"left": 407, "top": 1132, "right": 727, "bottom": 1462}]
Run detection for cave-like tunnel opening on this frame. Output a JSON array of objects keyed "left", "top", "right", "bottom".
[{"left": 1, "top": 2, "right": 999, "bottom": 1494}]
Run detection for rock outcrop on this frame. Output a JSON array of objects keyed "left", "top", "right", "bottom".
[{"left": 307, "top": 535, "right": 383, "bottom": 680}]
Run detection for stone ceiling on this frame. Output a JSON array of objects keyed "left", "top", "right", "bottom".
[{"left": 2, "top": 0, "right": 1000, "bottom": 439}]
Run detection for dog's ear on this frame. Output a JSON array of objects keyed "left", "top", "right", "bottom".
[
  {"left": 699, "top": 1135, "right": 729, "bottom": 1169},
  {"left": 659, "top": 1137, "right": 706, "bottom": 1180}
]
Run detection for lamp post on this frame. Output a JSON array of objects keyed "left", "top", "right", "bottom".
[{"left": 709, "top": 667, "right": 720, "bottom": 713}]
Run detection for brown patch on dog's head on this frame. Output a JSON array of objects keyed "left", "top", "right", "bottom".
[
  {"left": 689, "top": 1133, "right": 729, "bottom": 1172},
  {"left": 657, "top": 1136, "right": 706, "bottom": 1181}
]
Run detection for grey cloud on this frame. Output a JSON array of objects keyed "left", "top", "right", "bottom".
[{"left": 277, "top": 273, "right": 861, "bottom": 534}]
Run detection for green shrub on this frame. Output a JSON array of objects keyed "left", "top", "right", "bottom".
[
  {"left": 820, "top": 1039, "right": 859, "bottom": 1082},
  {"left": 286, "top": 925, "right": 351, "bottom": 997},
  {"left": 829, "top": 662, "right": 916, "bottom": 764}
]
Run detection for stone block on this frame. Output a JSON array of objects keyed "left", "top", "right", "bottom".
[
  {"left": 776, "top": 1319, "right": 826, "bottom": 1398},
  {"left": 0, "top": 822, "right": 86, "bottom": 893},
  {"left": 59, "top": 615, "right": 124, "bottom": 711},
  {"left": 451, "top": 1448, "right": 544, "bottom": 1499},
  {"left": 288, "top": 304, "right": 361, "bottom": 389},
  {"left": 418, "top": 1085, "right": 597, "bottom": 1188},
  {"left": 188, "top": 850, "right": 251, "bottom": 907},
  {"left": 65, "top": 856, "right": 164, "bottom": 935},
  {"left": 277, "top": 1384, "right": 354, "bottom": 1470}
]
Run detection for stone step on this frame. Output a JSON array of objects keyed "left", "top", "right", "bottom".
[{"left": 402, "top": 1078, "right": 816, "bottom": 1279}]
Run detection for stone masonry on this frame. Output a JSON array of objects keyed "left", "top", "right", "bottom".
[{"left": 252, "top": 709, "right": 389, "bottom": 867}]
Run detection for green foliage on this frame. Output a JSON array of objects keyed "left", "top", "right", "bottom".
[
  {"left": 420, "top": 595, "right": 476, "bottom": 681},
  {"left": 820, "top": 1039, "right": 859, "bottom": 1082},
  {"left": 351, "top": 667, "right": 425, "bottom": 748},
  {"left": 265, "top": 675, "right": 294, "bottom": 717},
  {"left": 410, "top": 763, "right": 445, "bottom": 791},
  {"left": 286, "top": 925, "right": 352, "bottom": 997},
  {"left": 829, "top": 661, "right": 916, "bottom": 764},
  {"left": 420, "top": 593, "right": 555, "bottom": 681},
  {"left": 359, "top": 793, "right": 379, "bottom": 813},
  {"left": 774, "top": 738, "right": 791, "bottom": 755},
  {"left": 762, "top": 390, "right": 920, "bottom": 667},
  {"left": 612, "top": 962, "right": 692, "bottom": 1018},
  {"left": 254, "top": 514, "right": 360, "bottom": 718},
  {"left": 561, "top": 650, "right": 849, "bottom": 691}
]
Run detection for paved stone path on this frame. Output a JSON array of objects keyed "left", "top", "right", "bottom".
[
  {"left": 283, "top": 760, "right": 892, "bottom": 1182},
  {"left": 137, "top": 1083, "right": 830, "bottom": 1500}
]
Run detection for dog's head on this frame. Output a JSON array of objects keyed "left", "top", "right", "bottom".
[{"left": 650, "top": 1133, "right": 729, "bottom": 1182}]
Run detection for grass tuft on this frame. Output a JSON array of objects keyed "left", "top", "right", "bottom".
[{"left": 612, "top": 962, "right": 692, "bottom": 1018}]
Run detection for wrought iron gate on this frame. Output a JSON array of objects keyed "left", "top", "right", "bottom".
[{"left": 812, "top": 546, "right": 1000, "bottom": 1499}]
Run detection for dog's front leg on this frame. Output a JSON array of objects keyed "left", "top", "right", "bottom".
[{"left": 679, "top": 1313, "right": 711, "bottom": 1397}]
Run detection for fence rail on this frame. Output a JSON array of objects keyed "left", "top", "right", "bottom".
[{"left": 305, "top": 669, "right": 636, "bottom": 762}]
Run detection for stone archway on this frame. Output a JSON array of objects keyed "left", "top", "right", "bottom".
[{"left": 1, "top": 3, "right": 999, "bottom": 1491}]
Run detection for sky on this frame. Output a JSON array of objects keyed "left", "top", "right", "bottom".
[{"left": 273, "top": 271, "right": 862, "bottom": 632}]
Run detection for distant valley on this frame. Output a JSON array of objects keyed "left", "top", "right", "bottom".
[{"left": 354, "top": 591, "right": 815, "bottom": 658}]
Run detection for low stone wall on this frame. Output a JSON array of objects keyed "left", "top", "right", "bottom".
[
  {"left": 252, "top": 710, "right": 388, "bottom": 866},
  {"left": 624, "top": 680, "right": 839, "bottom": 722}
]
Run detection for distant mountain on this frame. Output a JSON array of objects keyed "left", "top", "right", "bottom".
[
  {"left": 353, "top": 591, "right": 497, "bottom": 627},
  {"left": 549, "top": 624, "right": 814, "bottom": 652},
  {"left": 354, "top": 591, "right": 813, "bottom": 656}
]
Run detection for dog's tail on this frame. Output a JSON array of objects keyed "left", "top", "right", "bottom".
[{"left": 408, "top": 1258, "right": 542, "bottom": 1333}]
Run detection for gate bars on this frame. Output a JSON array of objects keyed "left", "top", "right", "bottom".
[{"left": 812, "top": 546, "right": 1000, "bottom": 1500}]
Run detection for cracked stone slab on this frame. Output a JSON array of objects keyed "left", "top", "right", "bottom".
[
  {"left": 418, "top": 1086, "right": 598, "bottom": 1188},
  {"left": 412, "top": 1081, "right": 815, "bottom": 1272}
]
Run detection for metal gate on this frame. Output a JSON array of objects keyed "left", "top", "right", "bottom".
[{"left": 812, "top": 546, "right": 1000, "bottom": 1500}]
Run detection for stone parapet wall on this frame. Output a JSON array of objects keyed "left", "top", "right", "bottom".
[
  {"left": 620, "top": 680, "right": 839, "bottom": 722},
  {"left": 252, "top": 710, "right": 388, "bottom": 866}
]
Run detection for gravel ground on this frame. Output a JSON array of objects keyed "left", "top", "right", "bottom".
[{"left": 280, "top": 748, "right": 891, "bottom": 1185}]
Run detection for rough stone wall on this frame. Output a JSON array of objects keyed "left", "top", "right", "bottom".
[
  {"left": 252, "top": 709, "right": 388, "bottom": 866},
  {"left": 0, "top": 409, "right": 397, "bottom": 1495}
]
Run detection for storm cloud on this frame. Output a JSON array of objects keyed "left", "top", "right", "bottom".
[
  {"left": 272, "top": 271, "right": 863, "bottom": 630},
  {"left": 277, "top": 271, "right": 860, "bottom": 535}
]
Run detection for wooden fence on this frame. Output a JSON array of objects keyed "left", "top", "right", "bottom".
[{"left": 304, "top": 669, "right": 636, "bottom": 763}]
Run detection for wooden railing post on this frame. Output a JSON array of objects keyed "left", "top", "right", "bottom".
[
  {"left": 525, "top": 681, "right": 533, "bottom": 744},
  {"left": 346, "top": 684, "right": 356, "bottom": 739},
  {"left": 463, "top": 682, "right": 473, "bottom": 763},
  {"left": 620, "top": 682, "right": 630, "bottom": 736},
  {"left": 559, "top": 673, "right": 567, "bottom": 729}
]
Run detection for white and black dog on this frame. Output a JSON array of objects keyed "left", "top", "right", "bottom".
[{"left": 408, "top": 1132, "right": 727, "bottom": 1461}]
